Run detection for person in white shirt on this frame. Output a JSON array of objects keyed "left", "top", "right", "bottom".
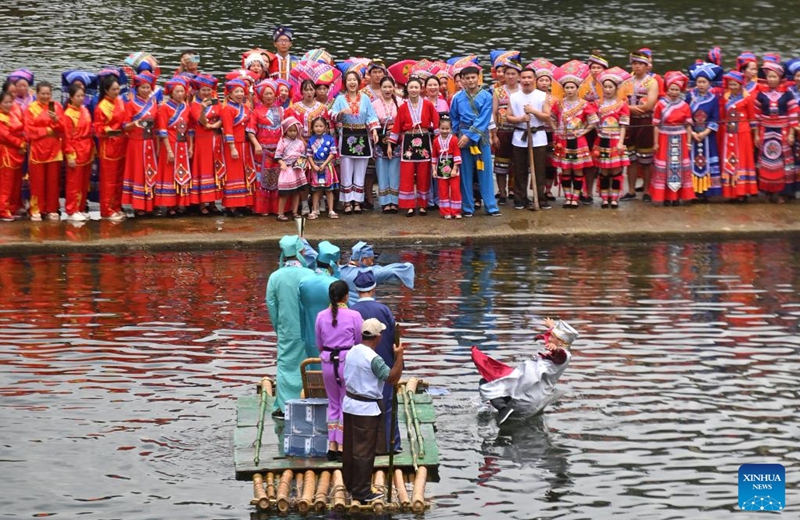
[
  {"left": 506, "top": 68, "right": 552, "bottom": 209},
  {"left": 342, "top": 318, "right": 404, "bottom": 504}
]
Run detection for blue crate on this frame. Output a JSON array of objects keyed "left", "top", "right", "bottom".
[
  {"left": 284, "top": 433, "right": 329, "bottom": 458},
  {"left": 285, "top": 398, "right": 328, "bottom": 436}
]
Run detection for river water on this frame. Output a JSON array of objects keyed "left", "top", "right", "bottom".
[
  {"left": 1, "top": 239, "right": 798, "bottom": 518},
  {"left": 2, "top": 0, "right": 798, "bottom": 88}
]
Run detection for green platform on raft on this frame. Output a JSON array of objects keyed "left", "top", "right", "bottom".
[{"left": 233, "top": 391, "right": 440, "bottom": 481}]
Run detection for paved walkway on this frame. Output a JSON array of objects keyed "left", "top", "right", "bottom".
[{"left": 0, "top": 200, "right": 798, "bottom": 254}]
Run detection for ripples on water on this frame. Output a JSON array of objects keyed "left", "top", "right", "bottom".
[
  {"left": 2, "top": 0, "right": 797, "bottom": 88},
  {"left": 0, "top": 240, "right": 798, "bottom": 518}
]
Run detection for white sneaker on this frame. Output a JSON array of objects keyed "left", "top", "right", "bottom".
[
  {"left": 30, "top": 213, "right": 42, "bottom": 222},
  {"left": 46, "top": 212, "right": 60, "bottom": 221},
  {"left": 107, "top": 212, "right": 126, "bottom": 222},
  {"left": 81, "top": 212, "right": 91, "bottom": 219},
  {"left": 68, "top": 213, "right": 87, "bottom": 222}
]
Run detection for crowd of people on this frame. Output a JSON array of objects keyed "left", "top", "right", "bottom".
[
  {"left": 266, "top": 237, "right": 413, "bottom": 503},
  {"left": 2, "top": 29, "right": 799, "bottom": 224}
]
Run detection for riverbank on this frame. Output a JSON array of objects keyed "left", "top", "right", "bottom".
[{"left": 1, "top": 200, "right": 798, "bottom": 254}]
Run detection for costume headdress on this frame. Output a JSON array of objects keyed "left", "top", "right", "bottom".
[
  {"left": 786, "top": 58, "right": 800, "bottom": 78},
  {"left": 688, "top": 62, "right": 723, "bottom": 82},
  {"left": 736, "top": 52, "right": 757, "bottom": 72},
  {"left": 629, "top": 50, "right": 651, "bottom": 66},
  {"left": 132, "top": 71, "right": 156, "bottom": 88},
  {"left": 707, "top": 47, "right": 722, "bottom": 66},
  {"left": 193, "top": 74, "right": 218, "bottom": 90},
  {"left": 316, "top": 240, "right": 341, "bottom": 277},
  {"left": 255, "top": 79, "right": 279, "bottom": 100},
  {"left": 164, "top": 77, "right": 187, "bottom": 96},
  {"left": 281, "top": 116, "right": 301, "bottom": 135},
  {"left": 273, "top": 26, "right": 293, "bottom": 41},
  {"left": 224, "top": 78, "right": 247, "bottom": 96},
  {"left": 723, "top": 70, "right": 744, "bottom": 86},
  {"left": 278, "top": 235, "right": 306, "bottom": 266},
  {"left": 351, "top": 241, "right": 375, "bottom": 262},
  {"left": 550, "top": 320, "right": 579, "bottom": 346},
  {"left": 354, "top": 271, "right": 377, "bottom": 293},
  {"left": 554, "top": 60, "right": 589, "bottom": 87},
  {"left": 7, "top": 69, "right": 34, "bottom": 85},
  {"left": 587, "top": 52, "right": 609, "bottom": 69},
  {"left": 664, "top": 70, "right": 688, "bottom": 91},
  {"left": 598, "top": 66, "right": 631, "bottom": 86}
]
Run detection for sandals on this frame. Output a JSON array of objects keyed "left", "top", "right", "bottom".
[
  {"left": 343, "top": 204, "right": 353, "bottom": 215},
  {"left": 329, "top": 211, "right": 339, "bottom": 219},
  {"left": 308, "top": 211, "right": 319, "bottom": 220},
  {"left": 353, "top": 204, "right": 362, "bottom": 214},
  {"left": 277, "top": 214, "right": 289, "bottom": 222}
]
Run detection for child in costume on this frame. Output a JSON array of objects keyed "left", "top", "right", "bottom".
[
  {"left": 307, "top": 116, "right": 339, "bottom": 219},
  {"left": 275, "top": 116, "right": 307, "bottom": 221},
  {"left": 471, "top": 317, "right": 576, "bottom": 424},
  {"left": 431, "top": 115, "right": 462, "bottom": 219}
]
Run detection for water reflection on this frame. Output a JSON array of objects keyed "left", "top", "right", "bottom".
[{"left": 0, "top": 239, "right": 799, "bottom": 518}]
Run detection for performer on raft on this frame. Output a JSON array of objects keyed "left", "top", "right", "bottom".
[
  {"left": 471, "top": 317, "right": 577, "bottom": 424},
  {"left": 339, "top": 241, "right": 415, "bottom": 301}
]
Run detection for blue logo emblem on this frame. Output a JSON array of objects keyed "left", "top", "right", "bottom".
[{"left": 739, "top": 464, "right": 785, "bottom": 511}]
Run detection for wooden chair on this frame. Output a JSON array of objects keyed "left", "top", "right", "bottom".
[{"left": 300, "top": 358, "right": 328, "bottom": 398}]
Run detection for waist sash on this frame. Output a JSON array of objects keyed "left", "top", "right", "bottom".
[
  {"left": 346, "top": 391, "right": 381, "bottom": 403},
  {"left": 401, "top": 130, "right": 432, "bottom": 162},
  {"left": 322, "top": 346, "right": 353, "bottom": 384}
]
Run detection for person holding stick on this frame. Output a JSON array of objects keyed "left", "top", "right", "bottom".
[
  {"left": 507, "top": 67, "right": 551, "bottom": 209},
  {"left": 342, "top": 318, "right": 404, "bottom": 504}
]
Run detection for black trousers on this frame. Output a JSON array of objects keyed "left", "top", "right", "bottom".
[
  {"left": 512, "top": 144, "right": 547, "bottom": 207},
  {"left": 342, "top": 412, "right": 381, "bottom": 500}
]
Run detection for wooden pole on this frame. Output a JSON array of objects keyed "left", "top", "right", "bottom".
[
  {"left": 372, "top": 470, "right": 386, "bottom": 513},
  {"left": 401, "top": 385, "right": 418, "bottom": 469},
  {"left": 526, "top": 119, "right": 541, "bottom": 210},
  {"left": 254, "top": 377, "right": 272, "bottom": 467},
  {"left": 387, "top": 384, "right": 398, "bottom": 503},
  {"left": 252, "top": 473, "right": 270, "bottom": 510},
  {"left": 296, "top": 470, "right": 316, "bottom": 514},
  {"left": 411, "top": 466, "right": 428, "bottom": 514},
  {"left": 332, "top": 470, "right": 346, "bottom": 513},
  {"left": 394, "top": 469, "right": 411, "bottom": 510},
  {"left": 276, "top": 469, "right": 293, "bottom": 513},
  {"left": 313, "top": 471, "right": 331, "bottom": 512}
]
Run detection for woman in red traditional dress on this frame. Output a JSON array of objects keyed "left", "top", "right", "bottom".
[
  {"left": 579, "top": 51, "right": 609, "bottom": 204},
  {"left": 651, "top": 71, "right": 695, "bottom": 205},
  {"left": 718, "top": 71, "right": 758, "bottom": 201},
  {"left": 249, "top": 79, "right": 283, "bottom": 215},
  {"left": 155, "top": 78, "right": 193, "bottom": 215},
  {"left": 191, "top": 74, "right": 222, "bottom": 215},
  {"left": 551, "top": 61, "right": 597, "bottom": 208},
  {"left": 753, "top": 61, "right": 798, "bottom": 202},
  {"left": 23, "top": 81, "right": 64, "bottom": 221},
  {"left": 0, "top": 91, "right": 26, "bottom": 222},
  {"left": 121, "top": 72, "right": 159, "bottom": 216},
  {"left": 62, "top": 84, "right": 95, "bottom": 221},
  {"left": 93, "top": 75, "right": 127, "bottom": 221},
  {"left": 593, "top": 67, "right": 630, "bottom": 208},
  {"left": 220, "top": 79, "right": 255, "bottom": 216},
  {"left": 288, "top": 79, "right": 332, "bottom": 139},
  {"left": 387, "top": 76, "right": 439, "bottom": 217},
  {"left": 736, "top": 53, "right": 761, "bottom": 98}
]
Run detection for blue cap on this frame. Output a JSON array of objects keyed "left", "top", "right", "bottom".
[
  {"left": 279, "top": 235, "right": 306, "bottom": 266},
  {"left": 317, "top": 240, "right": 340, "bottom": 276},
  {"left": 351, "top": 241, "right": 375, "bottom": 262},
  {"left": 354, "top": 270, "right": 377, "bottom": 292}
]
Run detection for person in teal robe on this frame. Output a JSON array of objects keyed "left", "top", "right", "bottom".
[
  {"left": 339, "top": 241, "right": 415, "bottom": 300},
  {"left": 266, "top": 235, "right": 315, "bottom": 417},
  {"left": 299, "top": 240, "right": 341, "bottom": 363}
]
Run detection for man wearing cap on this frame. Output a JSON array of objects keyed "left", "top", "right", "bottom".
[
  {"left": 269, "top": 26, "right": 297, "bottom": 80},
  {"left": 350, "top": 271, "right": 402, "bottom": 453},
  {"left": 342, "top": 318, "right": 404, "bottom": 504},
  {"left": 339, "top": 241, "right": 415, "bottom": 301},
  {"left": 622, "top": 50, "right": 660, "bottom": 202},
  {"left": 299, "top": 241, "right": 341, "bottom": 362},
  {"left": 266, "top": 235, "right": 315, "bottom": 417},
  {"left": 449, "top": 65, "right": 502, "bottom": 217},
  {"left": 471, "top": 317, "right": 576, "bottom": 424}
]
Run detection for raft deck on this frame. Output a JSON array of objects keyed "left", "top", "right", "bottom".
[{"left": 234, "top": 385, "right": 440, "bottom": 481}]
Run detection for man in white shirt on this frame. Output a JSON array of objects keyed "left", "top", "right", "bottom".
[
  {"left": 342, "top": 318, "right": 404, "bottom": 503},
  {"left": 506, "top": 68, "right": 552, "bottom": 209}
]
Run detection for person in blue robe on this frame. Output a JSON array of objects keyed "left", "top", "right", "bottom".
[
  {"left": 299, "top": 240, "right": 341, "bottom": 363},
  {"left": 350, "top": 271, "right": 402, "bottom": 453},
  {"left": 266, "top": 235, "right": 315, "bottom": 416},
  {"left": 339, "top": 241, "right": 415, "bottom": 301},
  {"left": 686, "top": 62, "right": 723, "bottom": 200}
]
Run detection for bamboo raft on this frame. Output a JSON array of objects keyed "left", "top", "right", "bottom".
[{"left": 234, "top": 371, "right": 439, "bottom": 514}]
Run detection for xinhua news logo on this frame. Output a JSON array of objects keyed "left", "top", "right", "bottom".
[{"left": 738, "top": 463, "right": 785, "bottom": 511}]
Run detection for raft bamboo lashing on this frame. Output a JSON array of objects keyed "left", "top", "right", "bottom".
[
  {"left": 313, "top": 470, "right": 330, "bottom": 512},
  {"left": 412, "top": 466, "right": 428, "bottom": 514},
  {"left": 296, "top": 470, "right": 315, "bottom": 514},
  {"left": 252, "top": 473, "right": 269, "bottom": 510},
  {"left": 332, "top": 469, "right": 346, "bottom": 513},
  {"left": 265, "top": 471, "right": 276, "bottom": 502},
  {"left": 372, "top": 470, "right": 386, "bottom": 513}
]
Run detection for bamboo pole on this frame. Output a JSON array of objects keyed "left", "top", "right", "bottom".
[
  {"left": 394, "top": 469, "right": 411, "bottom": 510},
  {"left": 407, "top": 388, "right": 425, "bottom": 458},
  {"left": 331, "top": 470, "right": 346, "bottom": 513},
  {"left": 401, "top": 385, "right": 418, "bottom": 469},
  {"left": 254, "top": 377, "right": 272, "bottom": 466},
  {"left": 296, "top": 471, "right": 316, "bottom": 514},
  {"left": 411, "top": 466, "right": 428, "bottom": 514},
  {"left": 313, "top": 471, "right": 331, "bottom": 512},
  {"left": 372, "top": 470, "right": 386, "bottom": 513},
  {"left": 252, "top": 473, "right": 270, "bottom": 510},
  {"left": 295, "top": 472, "right": 304, "bottom": 502},
  {"left": 276, "top": 470, "right": 293, "bottom": 513},
  {"left": 265, "top": 472, "right": 276, "bottom": 501}
]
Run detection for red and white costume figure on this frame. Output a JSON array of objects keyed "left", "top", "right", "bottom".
[
  {"left": 154, "top": 78, "right": 193, "bottom": 209},
  {"left": 0, "top": 106, "right": 26, "bottom": 221},
  {"left": 23, "top": 96, "right": 65, "bottom": 217},
  {"left": 190, "top": 74, "right": 223, "bottom": 207},
  {"left": 594, "top": 67, "right": 631, "bottom": 207},
  {"left": 718, "top": 71, "right": 758, "bottom": 200},
  {"left": 121, "top": 72, "right": 159, "bottom": 213},
  {"left": 62, "top": 101, "right": 95, "bottom": 218},
  {"left": 220, "top": 79, "right": 255, "bottom": 209},
  {"left": 651, "top": 71, "right": 695, "bottom": 204},
  {"left": 551, "top": 60, "right": 598, "bottom": 207},
  {"left": 431, "top": 131, "right": 462, "bottom": 218},
  {"left": 388, "top": 96, "right": 439, "bottom": 211}
]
